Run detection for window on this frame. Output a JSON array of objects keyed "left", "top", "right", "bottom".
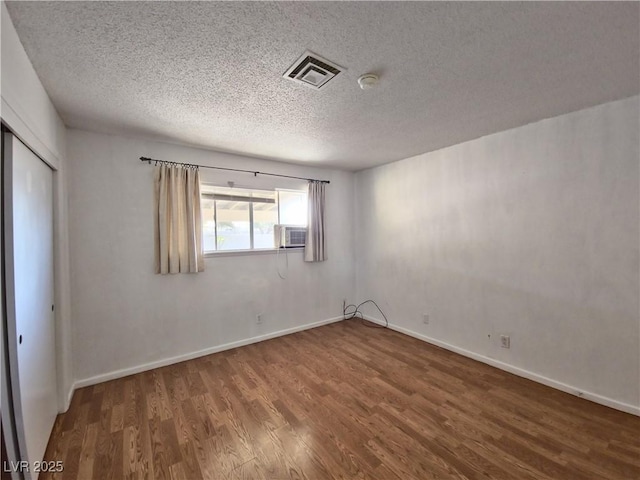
[{"left": 201, "top": 185, "right": 307, "bottom": 252}]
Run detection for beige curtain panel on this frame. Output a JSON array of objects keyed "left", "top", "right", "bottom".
[
  {"left": 304, "top": 181, "right": 327, "bottom": 262},
  {"left": 154, "top": 164, "right": 204, "bottom": 274}
]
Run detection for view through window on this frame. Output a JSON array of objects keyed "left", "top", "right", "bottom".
[{"left": 201, "top": 186, "right": 307, "bottom": 252}]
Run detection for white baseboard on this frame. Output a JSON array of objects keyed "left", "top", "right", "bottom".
[
  {"left": 362, "top": 315, "right": 640, "bottom": 416},
  {"left": 68, "top": 314, "right": 639, "bottom": 417},
  {"left": 63, "top": 384, "right": 74, "bottom": 412},
  {"left": 72, "top": 315, "right": 344, "bottom": 391}
]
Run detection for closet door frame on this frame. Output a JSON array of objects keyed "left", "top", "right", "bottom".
[
  {"left": 1, "top": 127, "right": 23, "bottom": 480},
  {"left": 2, "top": 129, "right": 58, "bottom": 480}
]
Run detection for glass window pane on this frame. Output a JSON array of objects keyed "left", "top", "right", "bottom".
[
  {"left": 251, "top": 189, "right": 277, "bottom": 202},
  {"left": 279, "top": 190, "right": 308, "bottom": 225},
  {"left": 202, "top": 198, "right": 216, "bottom": 252},
  {"left": 201, "top": 185, "right": 307, "bottom": 252},
  {"left": 215, "top": 200, "right": 250, "bottom": 250},
  {"left": 201, "top": 186, "right": 276, "bottom": 202},
  {"left": 253, "top": 201, "right": 278, "bottom": 249}
]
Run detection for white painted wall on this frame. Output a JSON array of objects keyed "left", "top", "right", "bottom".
[
  {"left": 355, "top": 96, "right": 640, "bottom": 413},
  {"left": 67, "top": 129, "right": 355, "bottom": 385},
  {"left": 1, "top": 3, "right": 72, "bottom": 411}
]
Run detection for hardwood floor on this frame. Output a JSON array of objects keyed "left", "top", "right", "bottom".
[{"left": 43, "top": 321, "right": 639, "bottom": 479}]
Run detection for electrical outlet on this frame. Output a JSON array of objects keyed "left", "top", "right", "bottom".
[
  {"left": 422, "top": 313, "right": 429, "bottom": 325},
  {"left": 256, "top": 314, "right": 263, "bottom": 325},
  {"left": 500, "top": 335, "right": 510, "bottom": 349}
]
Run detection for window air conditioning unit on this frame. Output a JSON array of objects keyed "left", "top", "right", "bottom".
[{"left": 275, "top": 225, "right": 307, "bottom": 248}]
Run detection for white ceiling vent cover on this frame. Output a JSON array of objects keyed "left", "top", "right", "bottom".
[{"left": 283, "top": 51, "right": 345, "bottom": 90}]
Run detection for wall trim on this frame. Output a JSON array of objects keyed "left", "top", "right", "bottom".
[
  {"left": 66, "top": 313, "right": 640, "bottom": 416},
  {"left": 1, "top": 97, "right": 62, "bottom": 170},
  {"left": 63, "top": 384, "right": 74, "bottom": 412},
  {"left": 71, "top": 315, "right": 345, "bottom": 392},
  {"left": 363, "top": 315, "right": 640, "bottom": 417}
]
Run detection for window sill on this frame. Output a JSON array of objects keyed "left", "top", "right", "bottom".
[{"left": 204, "top": 247, "right": 304, "bottom": 258}]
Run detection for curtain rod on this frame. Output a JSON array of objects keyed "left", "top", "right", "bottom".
[{"left": 139, "top": 157, "right": 330, "bottom": 184}]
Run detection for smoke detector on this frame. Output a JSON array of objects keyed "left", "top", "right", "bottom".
[
  {"left": 358, "top": 74, "right": 379, "bottom": 90},
  {"left": 283, "top": 51, "right": 345, "bottom": 90}
]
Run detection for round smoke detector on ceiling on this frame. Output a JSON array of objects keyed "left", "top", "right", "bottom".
[{"left": 357, "top": 73, "right": 379, "bottom": 90}]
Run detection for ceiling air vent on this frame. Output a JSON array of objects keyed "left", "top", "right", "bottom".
[{"left": 283, "top": 51, "right": 345, "bottom": 90}]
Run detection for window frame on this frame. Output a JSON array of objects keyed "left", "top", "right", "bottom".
[{"left": 201, "top": 185, "right": 307, "bottom": 255}]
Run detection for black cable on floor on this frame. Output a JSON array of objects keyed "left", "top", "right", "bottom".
[{"left": 343, "top": 299, "right": 389, "bottom": 328}]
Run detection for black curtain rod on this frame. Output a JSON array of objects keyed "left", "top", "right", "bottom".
[{"left": 139, "top": 157, "right": 330, "bottom": 184}]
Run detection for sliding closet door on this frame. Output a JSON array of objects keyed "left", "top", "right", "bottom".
[{"left": 4, "top": 133, "right": 57, "bottom": 479}]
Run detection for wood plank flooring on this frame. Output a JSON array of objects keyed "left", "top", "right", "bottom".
[{"left": 42, "top": 321, "right": 640, "bottom": 479}]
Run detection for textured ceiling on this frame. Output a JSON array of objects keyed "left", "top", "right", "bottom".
[{"left": 5, "top": 1, "right": 639, "bottom": 170}]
